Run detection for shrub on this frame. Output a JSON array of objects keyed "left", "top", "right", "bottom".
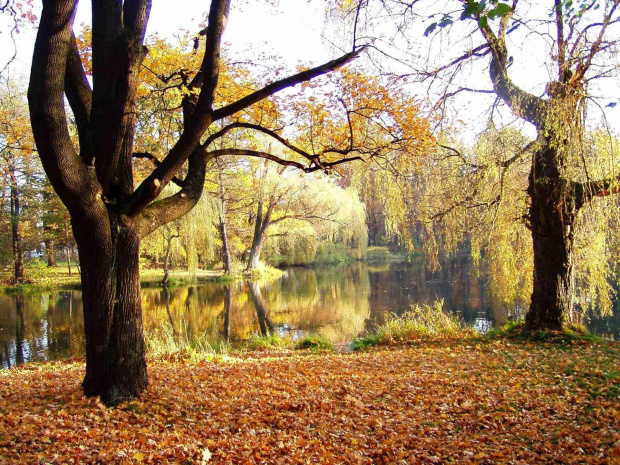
[
  {"left": 294, "top": 335, "right": 334, "bottom": 352},
  {"left": 352, "top": 300, "right": 475, "bottom": 349}
]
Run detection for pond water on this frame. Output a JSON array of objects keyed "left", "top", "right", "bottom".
[{"left": 1, "top": 260, "right": 618, "bottom": 368}]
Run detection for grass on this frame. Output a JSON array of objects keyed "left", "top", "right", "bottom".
[
  {"left": 1, "top": 262, "right": 284, "bottom": 293},
  {"left": 294, "top": 335, "right": 334, "bottom": 352},
  {"left": 242, "top": 263, "right": 285, "bottom": 281},
  {"left": 245, "top": 333, "right": 290, "bottom": 351},
  {"left": 145, "top": 324, "right": 232, "bottom": 363},
  {"left": 363, "top": 246, "right": 406, "bottom": 263},
  {"left": 352, "top": 300, "right": 475, "bottom": 350},
  {"left": 486, "top": 319, "right": 605, "bottom": 344}
]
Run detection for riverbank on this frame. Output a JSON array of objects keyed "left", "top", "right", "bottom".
[
  {"left": 0, "top": 264, "right": 285, "bottom": 293},
  {"left": 1, "top": 338, "right": 618, "bottom": 464}
]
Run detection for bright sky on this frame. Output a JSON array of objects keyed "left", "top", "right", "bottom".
[
  {"left": 1, "top": 0, "right": 336, "bottom": 78},
  {"left": 1, "top": 0, "right": 618, "bottom": 139}
]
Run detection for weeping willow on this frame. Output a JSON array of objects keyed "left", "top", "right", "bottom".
[{"left": 418, "top": 126, "right": 620, "bottom": 319}]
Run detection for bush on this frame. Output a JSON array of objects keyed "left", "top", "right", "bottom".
[{"left": 294, "top": 335, "right": 334, "bottom": 352}]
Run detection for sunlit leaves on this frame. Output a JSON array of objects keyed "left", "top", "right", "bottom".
[{"left": 1, "top": 341, "right": 619, "bottom": 463}]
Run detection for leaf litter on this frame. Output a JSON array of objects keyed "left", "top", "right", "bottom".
[{"left": 1, "top": 340, "right": 619, "bottom": 464}]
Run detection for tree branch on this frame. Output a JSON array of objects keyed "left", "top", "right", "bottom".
[
  {"left": 478, "top": 13, "right": 548, "bottom": 126},
  {"left": 133, "top": 152, "right": 184, "bottom": 188},
  {"left": 211, "top": 46, "right": 367, "bottom": 122},
  {"left": 137, "top": 149, "right": 212, "bottom": 237},
  {"left": 65, "top": 33, "right": 93, "bottom": 164},
  {"left": 28, "top": 0, "right": 97, "bottom": 213}
]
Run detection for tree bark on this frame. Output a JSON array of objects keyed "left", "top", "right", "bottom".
[
  {"left": 525, "top": 144, "right": 583, "bottom": 331},
  {"left": 45, "top": 240, "right": 56, "bottom": 267},
  {"left": 77, "top": 214, "right": 147, "bottom": 406}
]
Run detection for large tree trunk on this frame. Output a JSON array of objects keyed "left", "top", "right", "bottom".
[
  {"left": 76, "top": 214, "right": 147, "bottom": 406},
  {"left": 525, "top": 145, "right": 582, "bottom": 331}
]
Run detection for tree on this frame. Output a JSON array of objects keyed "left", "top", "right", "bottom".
[
  {"left": 27, "top": 0, "right": 383, "bottom": 405},
  {"left": 0, "top": 80, "right": 39, "bottom": 284},
  {"left": 344, "top": 0, "right": 620, "bottom": 330}
]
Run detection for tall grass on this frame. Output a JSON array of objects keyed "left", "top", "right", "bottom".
[
  {"left": 245, "top": 333, "right": 290, "bottom": 351},
  {"left": 145, "top": 324, "right": 231, "bottom": 362},
  {"left": 352, "top": 300, "right": 475, "bottom": 349}
]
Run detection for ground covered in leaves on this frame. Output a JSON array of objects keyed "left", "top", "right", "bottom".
[{"left": 1, "top": 340, "right": 619, "bottom": 464}]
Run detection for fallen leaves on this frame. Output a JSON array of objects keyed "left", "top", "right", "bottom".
[{"left": 0, "top": 340, "right": 619, "bottom": 464}]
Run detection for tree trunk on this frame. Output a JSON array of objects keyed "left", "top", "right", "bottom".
[
  {"left": 162, "top": 234, "right": 177, "bottom": 285},
  {"left": 246, "top": 200, "right": 273, "bottom": 272},
  {"left": 218, "top": 169, "right": 232, "bottom": 275},
  {"left": 45, "top": 240, "right": 56, "bottom": 267},
  {"left": 65, "top": 217, "right": 72, "bottom": 276},
  {"left": 525, "top": 145, "right": 582, "bottom": 331},
  {"left": 76, "top": 214, "right": 147, "bottom": 406},
  {"left": 10, "top": 172, "right": 24, "bottom": 284}
]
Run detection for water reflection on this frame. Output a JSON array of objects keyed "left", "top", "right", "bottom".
[
  {"left": 1, "top": 260, "right": 618, "bottom": 368},
  {"left": 0, "top": 292, "right": 84, "bottom": 368}
]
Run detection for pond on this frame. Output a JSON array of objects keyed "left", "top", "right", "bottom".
[{"left": 1, "top": 260, "right": 619, "bottom": 368}]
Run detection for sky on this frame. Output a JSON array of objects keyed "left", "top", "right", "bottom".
[
  {"left": 1, "top": 0, "right": 619, "bottom": 140},
  {"left": 1, "top": 0, "right": 336, "bottom": 78}
]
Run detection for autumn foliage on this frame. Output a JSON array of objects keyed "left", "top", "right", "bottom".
[{"left": 1, "top": 340, "right": 619, "bottom": 464}]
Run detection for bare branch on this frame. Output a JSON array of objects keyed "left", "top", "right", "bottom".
[{"left": 212, "top": 46, "right": 367, "bottom": 122}]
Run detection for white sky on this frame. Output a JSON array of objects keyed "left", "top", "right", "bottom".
[
  {"left": 1, "top": 0, "right": 619, "bottom": 140},
  {"left": 1, "top": 0, "right": 336, "bottom": 77}
]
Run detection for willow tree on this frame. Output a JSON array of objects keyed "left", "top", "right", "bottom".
[
  {"left": 28, "top": 0, "right": 370, "bottom": 405},
  {"left": 342, "top": 0, "right": 620, "bottom": 330}
]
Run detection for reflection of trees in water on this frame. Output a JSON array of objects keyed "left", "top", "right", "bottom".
[
  {"left": 258, "top": 263, "right": 372, "bottom": 343},
  {"left": 223, "top": 284, "right": 231, "bottom": 341},
  {"left": 0, "top": 291, "right": 84, "bottom": 368},
  {"left": 248, "top": 282, "right": 274, "bottom": 336},
  {"left": 2, "top": 261, "right": 617, "bottom": 368},
  {"left": 142, "top": 286, "right": 222, "bottom": 344},
  {"left": 367, "top": 257, "right": 528, "bottom": 330}
]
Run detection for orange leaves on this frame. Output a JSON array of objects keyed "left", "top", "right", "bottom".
[{"left": 1, "top": 341, "right": 619, "bottom": 464}]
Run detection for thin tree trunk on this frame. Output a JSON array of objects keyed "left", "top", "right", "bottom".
[
  {"left": 246, "top": 199, "right": 274, "bottom": 272},
  {"left": 45, "top": 240, "right": 56, "bottom": 267},
  {"left": 162, "top": 234, "right": 178, "bottom": 285},
  {"left": 218, "top": 168, "right": 232, "bottom": 275},
  {"left": 10, "top": 171, "right": 24, "bottom": 284},
  {"left": 65, "top": 217, "right": 72, "bottom": 276}
]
